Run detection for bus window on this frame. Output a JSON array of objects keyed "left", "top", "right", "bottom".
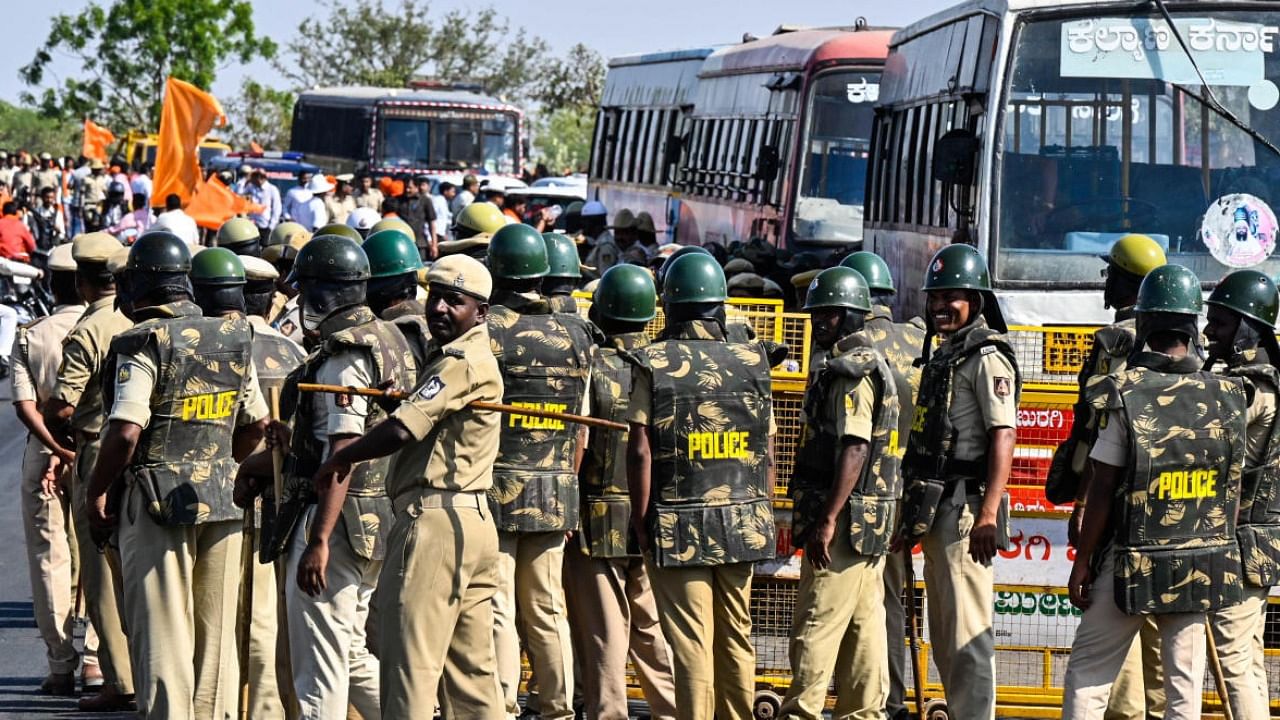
[
  {"left": 793, "top": 70, "right": 880, "bottom": 244},
  {"left": 997, "top": 12, "right": 1280, "bottom": 285},
  {"left": 380, "top": 118, "right": 431, "bottom": 167},
  {"left": 377, "top": 113, "right": 517, "bottom": 172}
]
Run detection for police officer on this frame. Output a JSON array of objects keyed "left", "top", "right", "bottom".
[
  {"left": 239, "top": 234, "right": 416, "bottom": 719},
  {"left": 43, "top": 231, "right": 135, "bottom": 712},
  {"left": 626, "top": 252, "right": 776, "bottom": 720},
  {"left": 564, "top": 265, "right": 677, "bottom": 720},
  {"left": 543, "top": 232, "right": 583, "bottom": 313},
  {"left": 896, "top": 244, "right": 1018, "bottom": 720},
  {"left": 10, "top": 242, "right": 85, "bottom": 696},
  {"left": 781, "top": 266, "right": 897, "bottom": 719},
  {"left": 307, "top": 254, "right": 505, "bottom": 716},
  {"left": 86, "top": 231, "right": 269, "bottom": 717},
  {"left": 486, "top": 222, "right": 595, "bottom": 720},
  {"left": 240, "top": 253, "right": 307, "bottom": 720},
  {"left": 217, "top": 216, "right": 264, "bottom": 257},
  {"left": 1204, "top": 269, "right": 1280, "bottom": 720},
  {"left": 1050, "top": 234, "right": 1168, "bottom": 720},
  {"left": 837, "top": 251, "right": 924, "bottom": 720},
  {"left": 1063, "top": 264, "right": 1247, "bottom": 718},
  {"left": 363, "top": 228, "right": 429, "bottom": 372},
  {"left": 438, "top": 201, "right": 507, "bottom": 260}
]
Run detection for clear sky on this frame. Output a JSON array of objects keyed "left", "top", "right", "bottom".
[{"left": 3, "top": 0, "right": 960, "bottom": 108}]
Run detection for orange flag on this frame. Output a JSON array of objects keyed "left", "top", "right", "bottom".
[
  {"left": 81, "top": 119, "right": 115, "bottom": 163},
  {"left": 249, "top": 141, "right": 264, "bottom": 154},
  {"left": 152, "top": 77, "right": 225, "bottom": 207},
  {"left": 187, "top": 175, "right": 265, "bottom": 231}
]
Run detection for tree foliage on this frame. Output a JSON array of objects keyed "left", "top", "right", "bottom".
[
  {"left": 0, "top": 102, "right": 81, "bottom": 157},
  {"left": 19, "top": 0, "right": 275, "bottom": 132},
  {"left": 277, "top": 0, "right": 549, "bottom": 102},
  {"left": 529, "top": 44, "right": 606, "bottom": 174},
  {"left": 224, "top": 80, "right": 296, "bottom": 150},
  {"left": 532, "top": 105, "right": 596, "bottom": 174}
]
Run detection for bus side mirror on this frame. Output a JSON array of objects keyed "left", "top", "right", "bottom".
[
  {"left": 755, "top": 144, "right": 780, "bottom": 181},
  {"left": 932, "top": 129, "right": 978, "bottom": 186}
]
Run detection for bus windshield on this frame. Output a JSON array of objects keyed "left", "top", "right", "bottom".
[
  {"left": 792, "top": 70, "right": 879, "bottom": 244},
  {"left": 377, "top": 111, "right": 517, "bottom": 173},
  {"left": 997, "top": 11, "right": 1280, "bottom": 285}
]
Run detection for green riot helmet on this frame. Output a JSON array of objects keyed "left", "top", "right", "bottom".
[
  {"left": 453, "top": 202, "right": 507, "bottom": 238},
  {"left": 127, "top": 231, "right": 193, "bottom": 304},
  {"left": 593, "top": 264, "right": 657, "bottom": 323},
  {"left": 662, "top": 252, "right": 727, "bottom": 305},
  {"left": 288, "top": 235, "right": 370, "bottom": 332},
  {"left": 803, "top": 266, "right": 872, "bottom": 312},
  {"left": 1206, "top": 269, "right": 1279, "bottom": 328},
  {"left": 655, "top": 245, "right": 712, "bottom": 289},
  {"left": 267, "top": 221, "right": 307, "bottom": 247},
  {"left": 487, "top": 223, "right": 550, "bottom": 280},
  {"left": 543, "top": 232, "right": 581, "bottom": 279},
  {"left": 190, "top": 247, "right": 246, "bottom": 286},
  {"left": 840, "top": 251, "right": 895, "bottom": 294},
  {"left": 370, "top": 216, "right": 415, "bottom": 238},
  {"left": 1135, "top": 264, "right": 1203, "bottom": 315},
  {"left": 921, "top": 244, "right": 991, "bottom": 291},
  {"left": 216, "top": 217, "right": 261, "bottom": 256},
  {"left": 362, "top": 229, "right": 423, "bottom": 279},
  {"left": 316, "top": 223, "right": 362, "bottom": 243}
]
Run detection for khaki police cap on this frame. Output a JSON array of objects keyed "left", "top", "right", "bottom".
[
  {"left": 634, "top": 211, "right": 657, "bottom": 234},
  {"left": 106, "top": 246, "right": 131, "bottom": 275},
  {"left": 426, "top": 254, "right": 492, "bottom": 301},
  {"left": 790, "top": 267, "right": 822, "bottom": 288},
  {"left": 48, "top": 243, "right": 76, "bottom": 272},
  {"left": 437, "top": 233, "right": 492, "bottom": 257},
  {"left": 240, "top": 255, "right": 279, "bottom": 281},
  {"left": 72, "top": 232, "right": 122, "bottom": 263}
]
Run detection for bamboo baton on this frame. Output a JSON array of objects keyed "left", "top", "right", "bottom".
[{"left": 297, "top": 383, "right": 628, "bottom": 431}]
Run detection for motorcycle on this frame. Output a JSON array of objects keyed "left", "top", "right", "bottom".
[{"left": 1, "top": 251, "right": 54, "bottom": 324}]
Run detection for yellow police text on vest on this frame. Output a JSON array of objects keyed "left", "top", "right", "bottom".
[
  {"left": 181, "top": 390, "right": 238, "bottom": 421},
  {"left": 1155, "top": 469, "right": 1217, "bottom": 500},
  {"left": 509, "top": 401, "right": 567, "bottom": 430},
  {"left": 688, "top": 431, "right": 751, "bottom": 460}
]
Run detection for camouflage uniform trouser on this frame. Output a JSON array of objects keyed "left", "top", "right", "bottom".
[
  {"left": 1062, "top": 551, "right": 1207, "bottom": 720},
  {"left": 645, "top": 558, "right": 756, "bottom": 720},
  {"left": 1209, "top": 585, "right": 1271, "bottom": 720}
]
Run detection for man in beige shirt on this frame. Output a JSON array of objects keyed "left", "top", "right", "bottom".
[
  {"left": 43, "top": 231, "right": 135, "bottom": 712},
  {"left": 308, "top": 255, "right": 505, "bottom": 716},
  {"left": 10, "top": 242, "right": 85, "bottom": 696}
]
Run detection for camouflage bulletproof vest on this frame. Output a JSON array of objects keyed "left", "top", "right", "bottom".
[
  {"left": 1227, "top": 363, "right": 1280, "bottom": 587},
  {"left": 285, "top": 305, "right": 416, "bottom": 560},
  {"left": 547, "top": 294, "right": 577, "bottom": 314},
  {"left": 791, "top": 331, "right": 901, "bottom": 556},
  {"left": 1095, "top": 353, "right": 1247, "bottom": 614},
  {"left": 902, "top": 322, "right": 1020, "bottom": 483},
  {"left": 631, "top": 318, "right": 776, "bottom": 568},
  {"left": 1072, "top": 315, "right": 1136, "bottom": 440},
  {"left": 110, "top": 301, "right": 252, "bottom": 526},
  {"left": 251, "top": 325, "right": 305, "bottom": 400},
  {"left": 866, "top": 307, "right": 925, "bottom": 448},
  {"left": 487, "top": 295, "right": 593, "bottom": 533},
  {"left": 580, "top": 332, "right": 648, "bottom": 558},
  {"left": 380, "top": 299, "right": 431, "bottom": 379}
]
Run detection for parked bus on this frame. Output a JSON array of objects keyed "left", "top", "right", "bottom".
[
  {"left": 866, "top": 0, "right": 1280, "bottom": 325},
  {"left": 290, "top": 84, "right": 523, "bottom": 178},
  {"left": 589, "top": 23, "right": 893, "bottom": 250}
]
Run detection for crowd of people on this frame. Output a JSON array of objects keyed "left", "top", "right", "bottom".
[{"left": 5, "top": 151, "right": 1275, "bottom": 720}]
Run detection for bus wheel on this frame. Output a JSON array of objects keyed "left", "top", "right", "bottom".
[
  {"left": 925, "top": 699, "right": 950, "bottom": 720},
  {"left": 753, "top": 690, "right": 782, "bottom": 719}
]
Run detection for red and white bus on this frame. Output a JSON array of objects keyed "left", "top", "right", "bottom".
[{"left": 589, "top": 23, "right": 894, "bottom": 251}]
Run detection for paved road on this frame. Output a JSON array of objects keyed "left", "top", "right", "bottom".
[{"left": 0, "top": 384, "right": 121, "bottom": 719}]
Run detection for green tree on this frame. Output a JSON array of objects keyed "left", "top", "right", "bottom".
[
  {"left": 277, "top": 0, "right": 549, "bottom": 102},
  {"left": 0, "top": 102, "right": 81, "bottom": 157},
  {"left": 224, "top": 79, "right": 296, "bottom": 150},
  {"left": 20, "top": 0, "right": 276, "bottom": 132},
  {"left": 529, "top": 44, "right": 606, "bottom": 173}
]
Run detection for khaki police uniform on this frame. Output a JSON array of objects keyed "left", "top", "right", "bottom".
[
  {"left": 564, "top": 331, "right": 677, "bottom": 720},
  {"left": 12, "top": 300, "right": 85, "bottom": 678},
  {"left": 110, "top": 303, "right": 268, "bottom": 718},
  {"left": 628, "top": 319, "right": 776, "bottom": 720},
  {"left": 51, "top": 234, "right": 134, "bottom": 697},
  {"left": 1208, "top": 355, "right": 1277, "bottom": 720},
  {"left": 380, "top": 320, "right": 505, "bottom": 716},
  {"left": 781, "top": 363, "right": 886, "bottom": 719},
  {"left": 908, "top": 322, "right": 1018, "bottom": 720},
  {"left": 1061, "top": 359, "right": 1247, "bottom": 719}
]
